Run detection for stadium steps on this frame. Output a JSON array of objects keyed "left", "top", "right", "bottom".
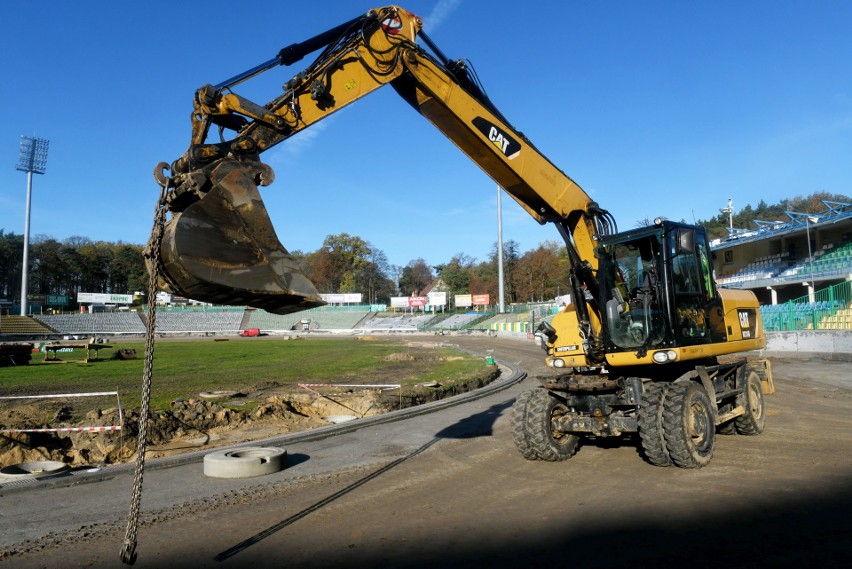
[
  {"left": 353, "top": 312, "right": 377, "bottom": 328},
  {"left": 239, "top": 310, "right": 252, "bottom": 330},
  {"left": 0, "top": 316, "right": 56, "bottom": 335}
]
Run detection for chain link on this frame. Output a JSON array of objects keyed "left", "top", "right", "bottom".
[{"left": 120, "top": 183, "right": 168, "bottom": 565}]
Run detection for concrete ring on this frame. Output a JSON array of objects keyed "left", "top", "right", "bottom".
[
  {"left": 203, "top": 446, "right": 287, "bottom": 479},
  {"left": 0, "top": 461, "right": 70, "bottom": 480}
]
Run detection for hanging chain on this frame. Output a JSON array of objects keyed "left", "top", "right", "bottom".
[{"left": 120, "top": 174, "right": 169, "bottom": 565}]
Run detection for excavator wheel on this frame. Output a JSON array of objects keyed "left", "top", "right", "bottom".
[
  {"left": 662, "top": 381, "right": 716, "bottom": 468},
  {"left": 510, "top": 389, "right": 539, "bottom": 460},
  {"left": 511, "top": 388, "right": 580, "bottom": 462},
  {"left": 735, "top": 371, "right": 766, "bottom": 435},
  {"left": 638, "top": 382, "right": 673, "bottom": 467}
]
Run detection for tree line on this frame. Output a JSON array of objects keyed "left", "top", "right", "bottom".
[
  {"left": 695, "top": 191, "right": 850, "bottom": 240},
  {"left": 0, "top": 230, "right": 571, "bottom": 309},
  {"left": 292, "top": 232, "right": 571, "bottom": 306},
  {"left": 3, "top": 191, "right": 848, "bottom": 309},
  {"left": 0, "top": 231, "right": 147, "bottom": 305}
]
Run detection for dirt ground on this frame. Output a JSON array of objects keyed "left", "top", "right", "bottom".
[{"left": 1, "top": 336, "right": 850, "bottom": 568}]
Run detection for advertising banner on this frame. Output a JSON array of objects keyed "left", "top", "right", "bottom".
[
  {"left": 472, "top": 294, "right": 490, "bottom": 306},
  {"left": 320, "top": 293, "right": 362, "bottom": 304},
  {"left": 455, "top": 294, "right": 472, "bottom": 308},
  {"left": 409, "top": 296, "right": 427, "bottom": 307},
  {"left": 427, "top": 291, "right": 447, "bottom": 306},
  {"left": 77, "top": 292, "right": 134, "bottom": 305},
  {"left": 390, "top": 296, "right": 410, "bottom": 308}
]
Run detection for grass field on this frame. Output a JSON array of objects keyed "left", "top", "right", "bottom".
[{"left": 0, "top": 337, "right": 488, "bottom": 411}]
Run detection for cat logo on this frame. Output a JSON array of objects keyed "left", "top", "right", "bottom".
[
  {"left": 472, "top": 117, "right": 521, "bottom": 159},
  {"left": 737, "top": 309, "right": 755, "bottom": 339}
]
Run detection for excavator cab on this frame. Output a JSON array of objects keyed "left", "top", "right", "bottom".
[{"left": 600, "top": 220, "right": 726, "bottom": 355}]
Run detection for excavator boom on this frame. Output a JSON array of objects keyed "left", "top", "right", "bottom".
[{"left": 155, "top": 5, "right": 610, "bottom": 318}]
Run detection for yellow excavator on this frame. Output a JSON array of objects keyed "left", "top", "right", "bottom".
[{"left": 152, "top": 6, "right": 771, "bottom": 468}]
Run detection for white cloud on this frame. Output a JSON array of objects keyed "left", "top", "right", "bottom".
[
  {"left": 265, "top": 118, "right": 334, "bottom": 168},
  {"left": 424, "top": 0, "right": 462, "bottom": 32}
]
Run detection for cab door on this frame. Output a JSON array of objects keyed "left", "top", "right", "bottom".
[{"left": 669, "top": 227, "right": 726, "bottom": 344}]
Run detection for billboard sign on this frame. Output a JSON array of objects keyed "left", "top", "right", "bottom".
[
  {"left": 428, "top": 291, "right": 447, "bottom": 306},
  {"left": 390, "top": 296, "right": 410, "bottom": 308},
  {"left": 77, "top": 292, "right": 134, "bottom": 305},
  {"left": 455, "top": 294, "right": 472, "bottom": 308},
  {"left": 409, "top": 296, "right": 427, "bottom": 307},
  {"left": 321, "top": 293, "right": 362, "bottom": 304},
  {"left": 473, "top": 294, "right": 490, "bottom": 306}
]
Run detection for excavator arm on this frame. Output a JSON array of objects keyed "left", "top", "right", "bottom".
[{"left": 155, "top": 5, "right": 614, "bottom": 359}]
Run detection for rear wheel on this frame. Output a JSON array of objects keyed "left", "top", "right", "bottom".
[
  {"left": 735, "top": 371, "right": 766, "bottom": 435},
  {"left": 638, "top": 383, "right": 672, "bottom": 467},
  {"left": 663, "top": 382, "right": 715, "bottom": 468},
  {"left": 510, "top": 389, "right": 538, "bottom": 460},
  {"left": 511, "top": 388, "right": 580, "bottom": 461}
]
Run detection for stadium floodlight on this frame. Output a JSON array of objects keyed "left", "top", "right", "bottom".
[
  {"left": 16, "top": 135, "right": 49, "bottom": 316},
  {"left": 16, "top": 136, "right": 49, "bottom": 175},
  {"left": 722, "top": 198, "right": 734, "bottom": 231}
]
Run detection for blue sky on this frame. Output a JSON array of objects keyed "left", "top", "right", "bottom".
[{"left": 2, "top": 0, "right": 850, "bottom": 272}]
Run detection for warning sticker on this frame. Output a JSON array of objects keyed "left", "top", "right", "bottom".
[{"left": 382, "top": 16, "right": 402, "bottom": 35}]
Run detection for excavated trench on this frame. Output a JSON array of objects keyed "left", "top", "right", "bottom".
[{"left": 0, "top": 368, "right": 498, "bottom": 467}]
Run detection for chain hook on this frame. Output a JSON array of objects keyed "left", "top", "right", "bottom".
[
  {"left": 120, "top": 542, "right": 137, "bottom": 565},
  {"left": 121, "top": 169, "right": 170, "bottom": 565},
  {"left": 153, "top": 161, "right": 172, "bottom": 189}
]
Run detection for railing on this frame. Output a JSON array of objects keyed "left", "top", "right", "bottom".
[{"left": 761, "top": 280, "right": 852, "bottom": 331}]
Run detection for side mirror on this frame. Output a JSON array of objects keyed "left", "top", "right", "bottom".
[{"left": 677, "top": 228, "right": 695, "bottom": 255}]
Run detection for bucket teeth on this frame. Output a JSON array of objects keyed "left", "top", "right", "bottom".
[{"left": 156, "top": 158, "right": 324, "bottom": 314}]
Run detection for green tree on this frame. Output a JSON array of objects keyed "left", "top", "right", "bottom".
[
  {"left": 110, "top": 243, "right": 146, "bottom": 293},
  {"left": 30, "top": 236, "right": 67, "bottom": 295},
  {"left": 434, "top": 254, "right": 474, "bottom": 299},
  {"left": 398, "top": 258, "right": 433, "bottom": 295},
  {"left": 514, "top": 241, "right": 563, "bottom": 302},
  {"left": 300, "top": 233, "right": 395, "bottom": 303},
  {"left": 359, "top": 246, "right": 395, "bottom": 304},
  {"left": 0, "top": 230, "right": 23, "bottom": 299}
]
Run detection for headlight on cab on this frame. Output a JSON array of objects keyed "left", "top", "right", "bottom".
[
  {"left": 547, "top": 358, "right": 566, "bottom": 368},
  {"left": 652, "top": 350, "right": 678, "bottom": 364}
]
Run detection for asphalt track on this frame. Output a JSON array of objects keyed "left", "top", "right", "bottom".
[{"left": 0, "top": 335, "right": 850, "bottom": 568}]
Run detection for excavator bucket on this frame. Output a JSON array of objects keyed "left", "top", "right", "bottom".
[{"left": 157, "top": 159, "right": 325, "bottom": 315}]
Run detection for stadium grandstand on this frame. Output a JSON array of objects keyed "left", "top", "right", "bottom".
[
  {"left": 4, "top": 304, "right": 535, "bottom": 338},
  {"left": 711, "top": 199, "right": 852, "bottom": 331},
  {"left": 3, "top": 200, "right": 849, "bottom": 340}
]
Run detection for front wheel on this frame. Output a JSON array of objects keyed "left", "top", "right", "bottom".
[
  {"left": 663, "top": 382, "right": 715, "bottom": 468},
  {"left": 638, "top": 383, "right": 673, "bottom": 467},
  {"left": 511, "top": 388, "right": 580, "bottom": 462},
  {"left": 735, "top": 371, "right": 766, "bottom": 435}
]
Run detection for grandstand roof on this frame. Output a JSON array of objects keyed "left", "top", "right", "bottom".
[{"left": 711, "top": 200, "right": 851, "bottom": 251}]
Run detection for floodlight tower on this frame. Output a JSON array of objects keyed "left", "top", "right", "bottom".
[
  {"left": 16, "top": 135, "right": 49, "bottom": 316},
  {"left": 722, "top": 198, "right": 734, "bottom": 231},
  {"left": 804, "top": 215, "right": 819, "bottom": 303},
  {"left": 497, "top": 184, "right": 505, "bottom": 313}
]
